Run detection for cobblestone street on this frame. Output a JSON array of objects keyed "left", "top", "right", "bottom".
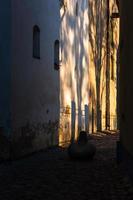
[{"left": 0, "top": 133, "right": 133, "bottom": 200}]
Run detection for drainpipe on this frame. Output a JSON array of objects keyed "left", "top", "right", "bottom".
[
  {"left": 116, "top": 0, "right": 120, "bottom": 12},
  {"left": 106, "top": 0, "right": 110, "bottom": 130}
]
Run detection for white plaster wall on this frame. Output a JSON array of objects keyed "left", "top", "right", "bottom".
[
  {"left": 11, "top": 0, "right": 60, "bottom": 150},
  {"left": 60, "top": 0, "right": 89, "bottom": 143}
]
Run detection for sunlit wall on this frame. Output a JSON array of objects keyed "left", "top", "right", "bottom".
[
  {"left": 60, "top": 0, "right": 89, "bottom": 144},
  {"left": 59, "top": 0, "right": 119, "bottom": 145},
  {"left": 109, "top": 1, "right": 119, "bottom": 130},
  {"left": 88, "top": 0, "right": 119, "bottom": 132}
]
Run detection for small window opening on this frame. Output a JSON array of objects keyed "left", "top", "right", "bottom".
[
  {"left": 33, "top": 25, "right": 40, "bottom": 59},
  {"left": 76, "top": 2, "right": 78, "bottom": 16},
  {"left": 54, "top": 40, "right": 60, "bottom": 70}
]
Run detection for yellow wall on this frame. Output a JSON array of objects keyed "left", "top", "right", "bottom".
[
  {"left": 88, "top": 0, "right": 119, "bottom": 132},
  {"left": 59, "top": 0, "right": 119, "bottom": 145}
]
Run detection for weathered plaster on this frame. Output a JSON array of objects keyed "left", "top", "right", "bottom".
[
  {"left": 11, "top": 0, "right": 60, "bottom": 156},
  {"left": 11, "top": 121, "right": 59, "bottom": 158}
]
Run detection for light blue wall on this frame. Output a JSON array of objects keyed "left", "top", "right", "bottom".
[{"left": 0, "top": 0, "right": 11, "bottom": 136}]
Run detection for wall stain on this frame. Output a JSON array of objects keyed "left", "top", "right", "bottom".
[{"left": 11, "top": 121, "right": 59, "bottom": 158}]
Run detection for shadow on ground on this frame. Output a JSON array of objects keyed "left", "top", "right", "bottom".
[{"left": 0, "top": 133, "right": 133, "bottom": 200}]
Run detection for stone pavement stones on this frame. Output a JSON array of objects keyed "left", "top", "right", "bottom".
[{"left": 0, "top": 133, "right": 133, "bottom": 199}]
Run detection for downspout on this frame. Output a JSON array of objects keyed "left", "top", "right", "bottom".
[
  {"left": 106, "top": 0, "right": 110, "bottom": 130},
  {"left": 116, "top": 0, "right": 120, "bottom": 12},
  {"left": 116, "top": 0, "right": 120, "bottom": 132}
]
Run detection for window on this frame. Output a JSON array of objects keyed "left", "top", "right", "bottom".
[
  {"left": 76, "top": 2, "right": 78, "bottom": 16},
  {"left": 54, "top": 40, "right": 60, "bottom": 70},
  {"left": 33, "top": 25, "right": 40, "bottom": 59}
]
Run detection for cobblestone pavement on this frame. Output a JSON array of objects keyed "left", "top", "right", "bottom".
[{"left": 0, "top": 133, "right": 133, "bottom": 200}]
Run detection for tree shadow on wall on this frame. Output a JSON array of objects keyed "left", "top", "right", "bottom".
[
  {"left": 88, "top": 0, "right": 119, "bottom": 131},
  {"left": 60, "top": 1, "right": 90, "bottom": 142},
  {"left": 88, "top": 0, "right": 107, "bottom": 131}
]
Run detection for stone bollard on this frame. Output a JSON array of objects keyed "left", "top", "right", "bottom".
[{"left": 68, "top": 131, "right": 96, "bottom": 160}]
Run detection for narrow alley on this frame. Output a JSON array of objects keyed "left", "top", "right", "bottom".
[{"left": 0, "top": 133, "right": 133, "bottom": 200}]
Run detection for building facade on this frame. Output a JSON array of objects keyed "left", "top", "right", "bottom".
[
  {"left": 0, "top": 0, "right": 119, "bottom": 158},
  {"left": 119, "top": 0, "right": 133, "bottom": 178},
  {"left": 0, "top": 0, "right": 60, "bottom": 158},
  {"left": 0, "top": 0, "right": 12, "bottom": 158}
]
